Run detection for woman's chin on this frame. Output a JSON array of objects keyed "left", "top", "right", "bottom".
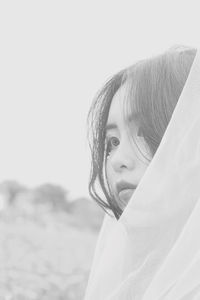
[
  {"left": 117, "top": 189, "right": 135, "bottom": 210},
  {"left": 119, "top": 188, "right": 135, "bottom": 202}
]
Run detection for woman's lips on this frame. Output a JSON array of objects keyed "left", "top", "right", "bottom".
[
  {"left": 118, "top": 188, "right": 135, "bottom": 203},
  {"left": 116, "top": 181, "right": 137, "bottom": 207}
]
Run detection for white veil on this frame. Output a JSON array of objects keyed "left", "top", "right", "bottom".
[{"left": 84, "top": 48, "right": 200, "bottom": 300}]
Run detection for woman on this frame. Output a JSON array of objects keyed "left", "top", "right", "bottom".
[{"left": 85, "top": 46, "right": 200, "bottom": 299}]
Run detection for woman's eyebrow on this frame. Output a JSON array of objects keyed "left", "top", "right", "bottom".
[{"left": 105, "top": 123, "right": 117, "bottom": 131}]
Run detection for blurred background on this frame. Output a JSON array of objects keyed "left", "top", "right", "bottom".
[{"left": 0, "top": 0, "right": 199, "bottom": 299}]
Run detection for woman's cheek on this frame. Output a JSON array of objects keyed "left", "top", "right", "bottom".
[{"left": 106, "top": 160, "right": 115, "bottom": 193}]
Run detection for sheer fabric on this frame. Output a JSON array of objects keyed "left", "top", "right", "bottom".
[{"left": 84, "top": 49, "right": 200, "bottom": 300}]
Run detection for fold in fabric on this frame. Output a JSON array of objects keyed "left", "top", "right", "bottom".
[{"left": 84, "top": 49, "right": 200, "bottom": 300}]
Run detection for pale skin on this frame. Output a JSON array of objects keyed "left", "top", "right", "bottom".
[{"left": 105, "top": 84, "right": 152, "bottom": 211}]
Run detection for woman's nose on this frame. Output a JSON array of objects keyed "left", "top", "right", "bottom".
[{"left": 110, "top": 139, "right": 136, "bottom": 173}]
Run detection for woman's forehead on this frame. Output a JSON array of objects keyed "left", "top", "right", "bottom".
[{"left": 107, "top": 84, "right": 137, "bottom": 126}]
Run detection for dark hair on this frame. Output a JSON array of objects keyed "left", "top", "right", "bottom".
[{"left": 87, "top": 46, "right": 197, "bottom": 220}]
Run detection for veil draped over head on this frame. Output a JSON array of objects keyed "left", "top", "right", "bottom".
[{"left": 84, "top": 49, "right": 200, "bottom": 300}]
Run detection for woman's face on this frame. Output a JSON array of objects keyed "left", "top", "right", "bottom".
[{"left": 105, "top": 84, "right": 151, "bottom": 211}]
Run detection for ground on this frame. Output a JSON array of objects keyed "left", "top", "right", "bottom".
[{"left": 0, "top": 209, "right": 101, "bottom": 300}]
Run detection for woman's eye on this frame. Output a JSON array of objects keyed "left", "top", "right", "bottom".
[
  {"left": 110, "top": 137, "right": 120, "bottom": 147},
  {"left": 106, "top": 137, "right": 120, "bottom": 156}
]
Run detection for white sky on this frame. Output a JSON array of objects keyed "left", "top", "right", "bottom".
[{"left": 0, "top": 0, "right": 199, "bottom": 198}]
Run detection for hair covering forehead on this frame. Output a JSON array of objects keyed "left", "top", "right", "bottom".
[{"left": 84, "top": 48, "right": 200, "bottom": 300}]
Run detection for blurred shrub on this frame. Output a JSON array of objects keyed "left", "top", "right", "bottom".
[
  {"left": 0, "top": 180, "right": 27, "bottom": 206},
  {"left": 0, "top": 180, "right": 104, "bottom": 231},
  {"left": 0, "top": 179, "right": 105, "bottom": 299},
  {"left": 33, "top": 183, "right": 69, "bottom": 212}
]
